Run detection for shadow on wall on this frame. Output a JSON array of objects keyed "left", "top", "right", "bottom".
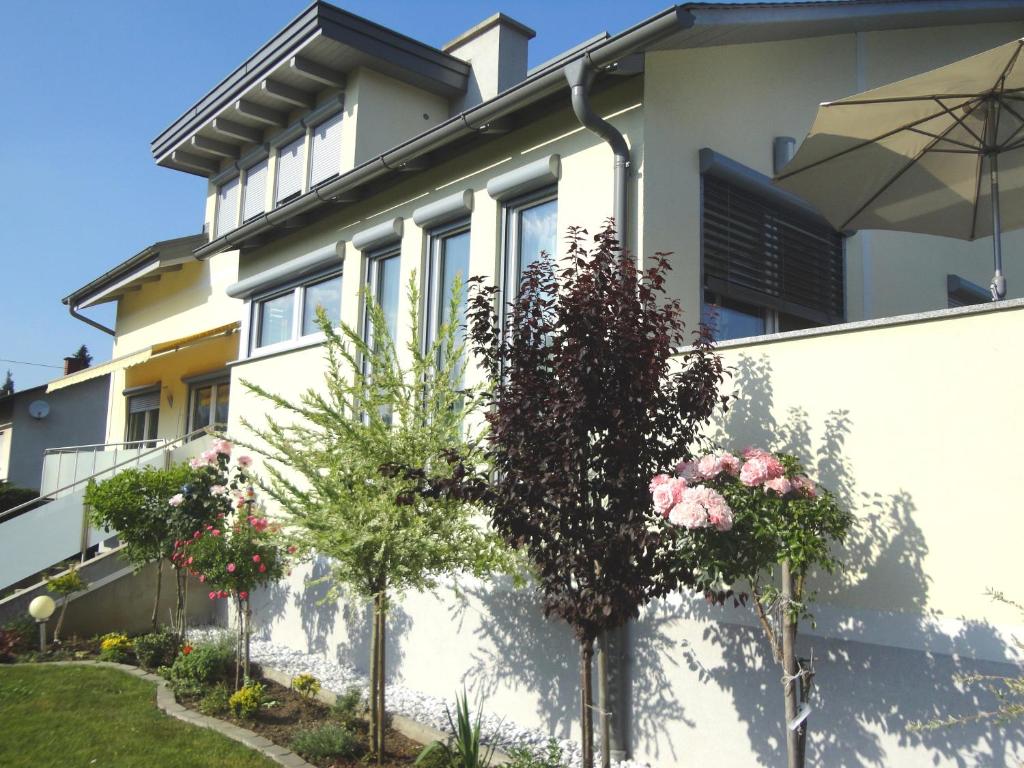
[
  {"left": 248, "top": 571, "right": 291, "bottom": 641},
  {"left": 661, "top": 353, "right": 1024, "bottom": 767},
  {"left": 334, "top": 596, "right": 411, "bottom": 685},
  {"left": 296, "top": 555, "right": 340, "bottom": 654}
]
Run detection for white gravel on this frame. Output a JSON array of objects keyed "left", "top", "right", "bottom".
[{"left": 187, "top": 625, "right": 654, "bottom": 768}]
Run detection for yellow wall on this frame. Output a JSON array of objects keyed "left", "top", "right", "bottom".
[{"left": 643, "top": 21, "right": 1024, "bottom": 325}]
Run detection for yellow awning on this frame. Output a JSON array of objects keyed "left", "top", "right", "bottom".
[{"left": 46, "top": 322, "right": 240, "bottom": 393}]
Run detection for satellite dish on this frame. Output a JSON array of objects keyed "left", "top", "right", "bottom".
[{"left": 28, "top": 400, "right": 50, "bottom": 420}]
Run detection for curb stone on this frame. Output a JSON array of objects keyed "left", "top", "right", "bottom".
[{"left": 20, "top": 661, "right": 316, "bottom": 768}]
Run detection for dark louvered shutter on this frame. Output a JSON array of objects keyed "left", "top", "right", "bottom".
[{"left": 702, "top": 173, "right": 844, "bottom": 324}]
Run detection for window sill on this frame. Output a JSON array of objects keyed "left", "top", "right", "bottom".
[{"left": 231, "top": 333, "right": 327, "bottom": 367}]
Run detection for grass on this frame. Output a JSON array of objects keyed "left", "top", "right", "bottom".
[{"left": 0, "top": 665, "right": 277, "bottom": 768}]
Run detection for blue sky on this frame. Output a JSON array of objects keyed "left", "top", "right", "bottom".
[{"left": 0, "top": 0, "right": 692, "bottom": 390}]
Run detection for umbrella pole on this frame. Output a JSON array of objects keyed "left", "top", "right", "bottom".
[
  {"left": 989, "top": 151, "right": 1006, "bottom": 300},
  {"left": 988, "top": 97, "right": 1006, "bottom": 301}
]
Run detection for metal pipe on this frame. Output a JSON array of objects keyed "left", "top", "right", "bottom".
[
  {"left": 989, "top": 98, "right": 1006, "bottom": 300},
  {"left": 68, "top": 303, "right": 115, "bottom": 336},
  {"left": 565, "top": 57, "right": 629, "bottom": 247}
]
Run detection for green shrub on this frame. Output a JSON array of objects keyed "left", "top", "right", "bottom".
[
  {"left": 161, "top": 636, "right": 234, "bottom": 696},
  {"left": 331, "top": 686, "right": 364, "bottom": 729},
  {"left": 198, "top": 683, "right": 232, "bottom": 716},
  {"left": 290, "top": 723, "right": 362, "bottom": 761},
  {"left": 416, "top": 691, "right": 494, "bottom": 768},
  {"left": 133, "top": 628, "right": 179, "bottom": 670},
  {"left": 291, "top": 672, "right": 321, "bottom": 702},
  {"left": 506, "top": 739, "right": 565, "bottom": 768},
  {"left": 228, "top": 680, "right": 265, "bottom": 719},
  {"left": 98, "top": 633, "right": 132, "bottom": 663}
]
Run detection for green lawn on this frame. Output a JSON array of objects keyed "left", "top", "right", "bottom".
[{"left": 0, "top": 664, "right": 276, "bottom": 768}]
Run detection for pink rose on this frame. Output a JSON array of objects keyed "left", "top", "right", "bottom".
[
  {"left": 675, "top": 460, "right": 700, "bottom": 482},
  {"left": 199, "top": 575, "right": 205, "bottom": 583},
  {"left": 186, "top": 556, "right": 193, "bottom": 565},
  {"left": 168, "top": 493, "right": 184, "bottom": 507},
  {"left": 208, "top": 591, "right": 217, "bottom": 600},
  {"left": 697, "top": 454, "right": 722, "bottom": 480},
  {"left": 252, "top": 554, "right": 261, "bottom": 563},
  {"left": 652, "top": 483, "right": 677, "bottom": 516},
  {"left": 239, "top": 591, "right": 249, "bottom": 600},
  {"left": 193, "top": 530, "right": 201, "bottom": 539},
  {"left": 668, "top": 486, "right": 733, "bottom": 532},
  {"left": 649, "top": 474, "right": 672, "bottom": 494},
  {"left": 212, "top": 438, "right": 232, "bottom": 457},
  {"left": 792, "top": 475, "right": 817, "bottom": 498},
  {"left": 258, "top": 564, "right": 266, "bottom": 573},
  {"left": 719, "top": 452, "right": 741, "bottom": 476},
  {"left": 287, "top": 546, "right": 297, "bottom": 554},
  {"left": 218, "top": 590, "right": 228, "bottom": 598},
  {"left": 212, "top": 529, "right": 221, "bottom": 536},
  {"left": 237, "top": 455, "right": 253, "bottom": 468},
  {"left": 740, "top": 456, "right": 769, "bottom": 486},
  {"left": 211, "top": 485, "right": 226, "bottom": 496},
  {"left": 764, "top": 476, "right": 792, "bottom": 497},
  {"left": 226, "top": 563, "right": 236, "bottom": 573},
  {"left": 200, "top": 449, "right": 218, "bottom": 464},
  {"left": 742, "top": 446, "right": 767, "bottom": 460}
]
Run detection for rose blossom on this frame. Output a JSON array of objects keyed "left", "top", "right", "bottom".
[
  {"left": 258, "top": 564, "right": 266, "bottom": 573},
  {"left": 668, "top": 486, "right": 733, "bottom": 531},
  {"left": 764, "top": 476, "right": 793, "bottom": 496},
  {"left": 675, "top": 460, "right": 700, "bottom": 482},
  {"left": 252, "top": 554, "right": 261, "bottom": 563},
  {"left": 649, "top": 474, "right": 672, "bottom": 494},
  {"left": 792, "top": 475, "right": 817, "bottom": 498},
  {"left": 237, "top": 455, "right": 253, "bottom": 468},
  {"left": 168, "top": 493, "right": 184, "bottom": 507},
  {"left": 719, "top": 452, "right": 741, "bottom": 476},
  {"left": 287, "top": 546, "right": 297, "bottom": 554},
  {"left": 740, "top": 456, "right": 770, "bottom": 486},
  {"left": 697, "top": 454, "right": 723, "bottom": 480},
  {"left": 198, "top": 575, "right": 206, "bottom": 583},
  {"left": 239, "top": 591, "right": 249, "bottom": 600},
  {"left": 208, "top": 591, "right": 217, "bottom": 600},
  {"left": 212, "top": 529, "right": 221, "bottom": 537},
  {"left": 652, "top": 477, "right": 686, "bottom": 516},
  {"left": 200, "top": 449, "right": 219, "bottom": 464},
  {"left": 226, "top": 563, "right": 236, "bottom": 573},
  {"left": 212, "top": 438, "right": 232, "bottom": 456},
  {"left": 211, "top": 484, "right": 227, "bottom": 496}
]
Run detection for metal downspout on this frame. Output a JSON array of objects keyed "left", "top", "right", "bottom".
[
  {"left": 68, "top": 303, "right": 115, "bottom": 336},
  {"left": 565, "top": 56, "right": 630, "bottom": 246},
  {"left": 564, "top": 54, "right": 631, "bottom": 767}
]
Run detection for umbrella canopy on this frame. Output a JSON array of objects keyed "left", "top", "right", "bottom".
[{"left": 775, "top": 38, "right": 1024, "bottom": 299}]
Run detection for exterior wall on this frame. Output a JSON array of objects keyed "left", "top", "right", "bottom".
[
  {"left": 242, "top": 302, "right": 1024, "bottom": 767},
  {"left": 643, "top": 21, "right": 1024, "bottom": 326},
  {"left": 4, "top": 376, "right": 110, "bottom": 490}
]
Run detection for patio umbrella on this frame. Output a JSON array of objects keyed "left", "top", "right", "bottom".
[{"left": 775, "top": 38, "right": 1024, "bottom": 299}]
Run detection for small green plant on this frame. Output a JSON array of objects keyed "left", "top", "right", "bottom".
[
  {"left": 98, "top": 632, "right": 132, "bottom": 663},
  {"left": 506, "top": 739, "right": 565, "bottom": 768},
  {"left": 229, "top": 680, "right": 265, "bottom": 719},
  {"left": 160, "top": 636, "right": 234, "bottom": 696},
  {"left": 414, "top": 745, "right": 455, "bottom": 768},
  {"left": 331, "top": 686, "right": 364, "bottom": 729},
  {"left": 416, "top": 691, "right": 495, "bottom": 768},
  {"left": 290, "top": 723, "right": 362, "bottom": 761},
  {"left": 133, "top": 628, "right": 179, "bottom": 670},
  {"left": 199, "top": 683, "right": 232, "bottom": 716},
  {"left": 45, "top": 565, "right": 87, "bottom": 643},
  {"left": 291, "top": 672, "right": 321, "bottom": 703}
]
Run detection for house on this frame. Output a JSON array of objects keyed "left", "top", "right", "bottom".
[{"left": 17, "top": 1, "right": 1024, "bottom": 765}]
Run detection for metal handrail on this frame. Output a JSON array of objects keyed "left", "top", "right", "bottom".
[
  {"left": 43, "top": 439, "right": 170, "bottom": 455},
  {"left": 0, "top": 427, "right": 214, "bottom": 523}
]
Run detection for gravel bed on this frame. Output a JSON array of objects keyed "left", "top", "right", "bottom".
[{"left": 187, "top": 626, "right": 653, "bottom": 768}]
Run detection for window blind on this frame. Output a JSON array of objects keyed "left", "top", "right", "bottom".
[
  {"left": 215, "top": 176, "right": 240, "bottom": 237},
  {"left": 308, "top": 112, "right": 343, "bottom": 188},
  {"left": 242, "top": 158, "right": 269, "bottom": 222},
  {"left": 275, "top": 135, "right": 306, "bottom": 204},
  {"left": 702, "top": 173, "right": 844, "bottom": 323},
  {"left": 128, "top": 390, "right": 160, "bottom": 414}
]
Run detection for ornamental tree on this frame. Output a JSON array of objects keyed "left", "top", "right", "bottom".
[
  {"left": 656, "top": 448, "right": 852, "bottom": 768},
  {"left": 45, "top": 564, "right": 87, "bottom": 643},
  {"left": 241, "top": 276, "right": 510, "bottom": 763},
  {"left": 460, "top": 223, "right": 726, "bottom": 768},
  {"left": 173, "top": 457, "right": 288, "bottom": 689}
]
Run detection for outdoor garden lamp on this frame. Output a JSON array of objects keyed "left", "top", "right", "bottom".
[{"left": 28, "top": 595, "right": 55, "bottom": 653}]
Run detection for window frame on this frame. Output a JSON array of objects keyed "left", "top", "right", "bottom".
[
  {"left": 423, "top": 219, "right": 471, "bottom": 362},
  {"left": 240, "top": 156, "right": 270, "bottom": 224},
  {"left": 186, "top": 376, "right": 231, "bottom": 436},
  {"left": 249, "top": 268, "right": 343, "bottom": 356},
  {"left": 362, "top": 247, "right": 402, "bottom": 356},
  {"left": 214, "top": 174, "right": 241, "bottom": 238},
  {"left": 124, "top": 386, "right": 161, "bottom": 447},
  {"left": 307, "top": 110, "right": 344, "bottom": 190},
  {"left": 274, "top": 132, "right": 309, "bottom": 208},
  {"left": 501, "top": 188, "right": 558, "bottom": 303}
]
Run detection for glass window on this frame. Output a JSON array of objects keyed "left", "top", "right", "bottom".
[
  {"left": 368, "top": 253, "right": 401, "bottom": 349},
  {"left": 513, "top": 197, "right": 557, "bottom": 287},
  {"left": 701, "top": 294, "right": 766, "bottom": 342},
  {"left": 125, "top": 390, "right": 160, "bottom": 447},
  {"left": 435, "top": 228, "right": 470, "bottom": 357},
  {"left": 189, "top": 380, "right": 230, "bottom": 434},
  {"left": 256, "top": 292, "right": 295, "bottom": 348},
  {"left": 302, "top": 274, "right": 342, "bottom": 336}
]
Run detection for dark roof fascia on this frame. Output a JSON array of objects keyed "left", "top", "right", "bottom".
[
  {"left": 63, "top": 233, "right": 207, "bottom": 307},
  {"left": 193, "top": 0, "right": 1024, "bottom": 260},
  {"left": 150, "top": 1, "right": 471, "bottom": 164}
]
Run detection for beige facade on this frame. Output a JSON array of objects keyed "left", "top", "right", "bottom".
[{"left": 63, "top": 4, "right": 1024, "bottom": 766}]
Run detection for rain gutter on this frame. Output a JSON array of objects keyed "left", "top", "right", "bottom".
[{"left": 193, "top": 6, "right": 695, "bottom": 260}]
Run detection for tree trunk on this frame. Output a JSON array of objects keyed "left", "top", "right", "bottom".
[
  {"left": 235, "top": 597, "right": 243, "bottom": 691},
  {"left": 151, "top": 561, "right": 163, "bottom": 630},
  {"left": 597, "top": 633, "right": 611, "bottom": 768},
  {"left": 781, "top": 561, "right": 804, "bottom": 768},
  {"left": 369, "top": 596, "right": 380, "bottom": 758},
  {"left": 242, "top": 598, "right": 251, "bottom": 682},
  {"left": 580, "top": 638, "right": 595, "bottom": 768},
  {"left": 376, "top": 595, "right": 386, "bottom": 762}
]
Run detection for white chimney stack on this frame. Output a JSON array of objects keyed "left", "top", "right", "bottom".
[{"left": 444, "top": 13, "right": 535, "bottom": 113}]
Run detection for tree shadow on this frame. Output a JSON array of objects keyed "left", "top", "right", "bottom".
[
  {"left": 334, "top": 597, "right": 411, "bottom": 684},
  {"left": 295, "top": 555, "right": 339, "bottom": 654},
  {"left": 248, "top": 576, "right": 291, "bottom": 641},
  {"left": 672, "top": 352, "right": 1024, "bottom": 766}
]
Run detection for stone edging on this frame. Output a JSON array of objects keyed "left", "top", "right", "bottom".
[{"left": 41, "top": 661, "right": 316, "bottom": 768}]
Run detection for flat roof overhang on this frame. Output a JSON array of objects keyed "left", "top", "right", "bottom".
[{"left": 150, "top": 1, "right": 471, "bottom": 177}]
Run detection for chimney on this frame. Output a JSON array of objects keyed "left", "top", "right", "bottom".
[
  {"left": 444, "top": 13, "right": 535, "bottom": 113},
  {"left": 64, "top": 356, "right": 89, "bottom": 376}
]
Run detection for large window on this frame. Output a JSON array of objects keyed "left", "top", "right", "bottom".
[
  {"left": 503, "top": 193, "right": 557, "bottom": 298},
  {"left": 701, "top": 171, "right": 844, "bottom": 341},
  {"left": 252, "top": 271, "right": 342, "bottom": 351},
  {"left": 425, "top": 223, "right": 470, "bottom": 364},
  {"left": 125, "top": 388, "right": 160, "bottom": 446},
  {"left": 364, "top": 250, "right": 401, "bottom": 350},
  {"left": 188, "top": 377, "right": 230, "bottom": 434}
]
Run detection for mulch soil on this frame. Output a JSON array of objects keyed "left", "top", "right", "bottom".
[{"left": 179, "top": 674, "right": 425, "bottom": 768}]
